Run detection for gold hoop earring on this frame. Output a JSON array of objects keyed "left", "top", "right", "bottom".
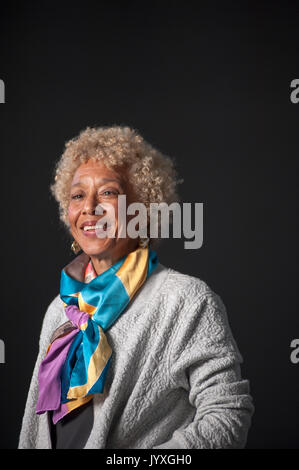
[
  {"left": 71, "top": 240, "right": 81, "bottom": 254},
  {"left": 138, "top": 237, "right": 149, "bottom": 248}
]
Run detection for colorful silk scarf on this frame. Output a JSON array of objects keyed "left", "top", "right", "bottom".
[{"left": 36, "top": 245, "right": 158, "bottom": 424}]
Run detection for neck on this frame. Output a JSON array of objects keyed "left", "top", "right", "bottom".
[{"left": 90, "top": 239, "right": 139, "bottom": 276}]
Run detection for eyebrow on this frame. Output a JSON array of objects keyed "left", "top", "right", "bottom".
[{"left": 71, "top": 178, "right": 123, "bottom": 188}]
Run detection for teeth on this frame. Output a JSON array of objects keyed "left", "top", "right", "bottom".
[{"left": 83, "top": 224, "right": 106, "bottom": 231}]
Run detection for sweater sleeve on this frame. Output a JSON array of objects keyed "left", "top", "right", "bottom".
[
  {"left": 154, "top": 289, "right": 254, "bottom": 449},
  {"left": 18, "top": 295, "right": 64, "bottom": 449}
]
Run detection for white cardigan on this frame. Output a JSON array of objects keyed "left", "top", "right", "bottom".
[{"left": 18, "top": 263, "right": 254, "bottom": 449}]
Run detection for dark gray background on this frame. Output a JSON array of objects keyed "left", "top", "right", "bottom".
[{"left": 0, "top": 0, "right": 298, "bottom": 449}]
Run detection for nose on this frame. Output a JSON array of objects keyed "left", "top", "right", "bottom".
[
  {"left": 81, "top": 193, "right": 97, "bottom": 215},
  {"left": 81, "top": 194, "right": 107, "bottom": 216},
  {"left": 82, "top": 204, "right": 96, "bottom": 215}
]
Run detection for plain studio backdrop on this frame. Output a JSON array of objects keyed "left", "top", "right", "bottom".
[{"left": 0, "top": 1, "right": 298, "bottom": 449}]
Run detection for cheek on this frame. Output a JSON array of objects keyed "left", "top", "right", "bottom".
[
  {"left": 102, "top": 202, "right": 119, "bottom": 224},
  {"left": 67, "top": 204, "right": 79, "bottom": 227}
]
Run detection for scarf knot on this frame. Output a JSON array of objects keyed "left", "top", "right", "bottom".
[{"left": 66, "top": 305, "right": 90, "bottom": 331}]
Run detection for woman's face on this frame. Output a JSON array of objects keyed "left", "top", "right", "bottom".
[{"left": 68, "top": 159, "right": 138, "bottom": 262}]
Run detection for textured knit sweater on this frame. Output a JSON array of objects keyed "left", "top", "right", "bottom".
[{"left": 18, "top": 263, "right": 254, "bottom": 449}]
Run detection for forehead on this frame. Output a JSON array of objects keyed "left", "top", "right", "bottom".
[{"left": 72, "top": 159, "right": 123, "bottom": 184}]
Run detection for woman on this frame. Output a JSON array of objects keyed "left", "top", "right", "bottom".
[{"left": 18, "top": 125, "right": 254, "bottom": 449}]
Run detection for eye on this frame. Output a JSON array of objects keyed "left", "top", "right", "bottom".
[
  {"left": 102, "top": 190, "right": 118, "bottom": 196},
  {"left": 71, "top": 194, "right": 83, "bottom": 200}
]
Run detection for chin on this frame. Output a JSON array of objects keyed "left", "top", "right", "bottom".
[{"left": 81, "top": 240, "right": 116, "bottom": 258}]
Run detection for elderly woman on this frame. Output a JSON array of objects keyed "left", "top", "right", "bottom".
[{"left": 18, "top": 126, "right": 254, "bottom": 449}]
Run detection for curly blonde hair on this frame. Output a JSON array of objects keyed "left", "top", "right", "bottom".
[{"left": 51, "top": 125, "right": 182, "bottom": 239}]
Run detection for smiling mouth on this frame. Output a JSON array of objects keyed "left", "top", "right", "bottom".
[
  {"left": 82, "top": 223, "right": 108, "bottom": 232},
  {"left": 80, "top": 222, "right": 115, "bottom": 238}
]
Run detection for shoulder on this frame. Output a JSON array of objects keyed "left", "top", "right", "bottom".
[
  {"left": 165, "top": 266, "right": 214, "bottom": 296},
  {"left": 159, "top": 263, "right": 223, "bottom": 309},
  {"left": 157, "top": 264, "right": 233, "bottom": 340},
  {"left": 159, "top": 265, "right": 242, "bottom": 359},
  {"left": 128, "top": 262, "right": 223, "bottom": 329},
  {"left": 44, "top": 294, "right": 65, "bottom": 321}
]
